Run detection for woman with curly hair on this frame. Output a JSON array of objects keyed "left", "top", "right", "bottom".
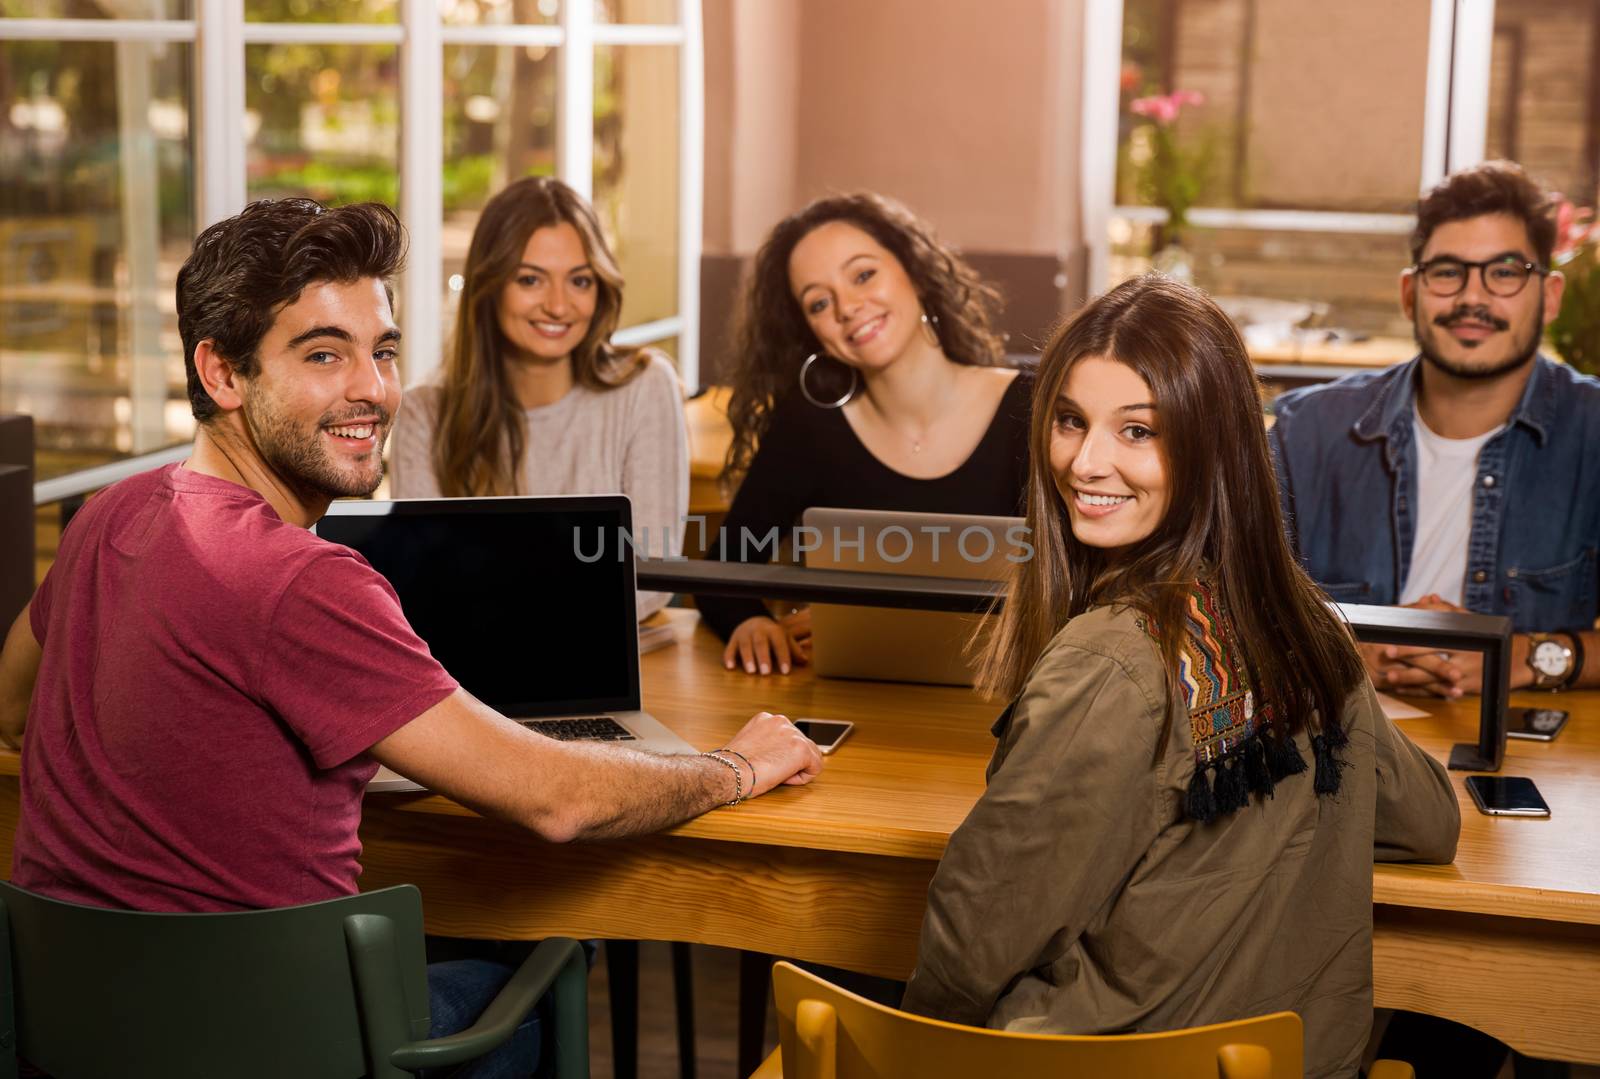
[
  {"left": 701, "top": 193, "right": 1030, "bottom": 675},
  {"left": 390, "top": 177, "right": 687, "bottom": 618},
  {"left": 902, "top": 275, "right": 1458, "bottom": 1079}
]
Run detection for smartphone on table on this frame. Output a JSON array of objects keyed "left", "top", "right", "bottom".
[
  {"left": 792, "top": 718, "right": 854, "bottom": 754},
  {"left": 1506, "top": 708, "right": 1568, "bottom": 741},
  {"left": 1465, "top": 775, "right": 1551, "bottom": 818}
]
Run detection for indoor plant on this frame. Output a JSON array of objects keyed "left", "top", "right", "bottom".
[
  {"left": 1548, "top": 194, "right": 1599, "bottom": 374},
  {"left": 1128, "top": 89, "right": 1208, "bottom": 281}
]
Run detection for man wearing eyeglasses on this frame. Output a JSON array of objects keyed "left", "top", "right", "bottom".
[{"left": 1272, "top": 160, "right": 1600, "bottom": 711}]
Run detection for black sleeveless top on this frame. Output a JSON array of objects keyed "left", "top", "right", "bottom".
[{"left": 697, "top": 371, "right": 1032, "bottom": 640}]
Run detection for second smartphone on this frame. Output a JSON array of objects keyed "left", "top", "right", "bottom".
[{"left": 792, "top": 718, "right": 854, "bottom": 754}]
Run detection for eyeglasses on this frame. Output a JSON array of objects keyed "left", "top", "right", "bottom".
[{"left": 1414, "top": 255, "right": 1547, "bottom": 298}]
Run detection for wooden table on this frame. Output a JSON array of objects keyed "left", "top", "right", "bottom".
[
  {"left": 1, "top": 610, "right": 1597, "bottom": 1062},
  {"left": 1249, "top": 335, "right": 1415, "bottom": 369}
]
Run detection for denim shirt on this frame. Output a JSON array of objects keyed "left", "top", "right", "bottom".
[{"left": 1270, "top": 355, "right": 1600, "bottom": 633}]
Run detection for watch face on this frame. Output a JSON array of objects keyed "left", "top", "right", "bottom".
[{"left": 1532, "top": 640, "right": 1571, "bottom": 677}]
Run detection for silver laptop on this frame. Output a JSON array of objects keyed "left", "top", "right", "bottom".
[
  {"left": 801, "top": 507, "right": 1026, "bottom": 686},
  {"left": 316, "top": 495, "right": 696, "bottom": 792}
]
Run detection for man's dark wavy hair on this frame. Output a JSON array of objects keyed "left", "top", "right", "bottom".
[
  {"left": 1410, "top": 160, "right": 1559, "bottom": 267},
  {"left": 177, "top": 199, "right": 407, "bottom": 422}
]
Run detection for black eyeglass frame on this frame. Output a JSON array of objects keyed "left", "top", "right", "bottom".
[{"left": 1413, "top": 254, "right": 1549, "bottom": 298}]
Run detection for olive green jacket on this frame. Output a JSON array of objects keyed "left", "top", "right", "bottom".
[{"left": 902, "top": 603, "right": 1460, "bottom": 1079}]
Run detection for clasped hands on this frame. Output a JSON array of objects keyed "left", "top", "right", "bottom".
[{"left": 1363, "top": 593, "right": 1532, "bottom": 698}]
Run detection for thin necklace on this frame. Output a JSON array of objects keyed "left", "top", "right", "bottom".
[{"left": 865, "top": 375, "right": 955, "bottom": 455}]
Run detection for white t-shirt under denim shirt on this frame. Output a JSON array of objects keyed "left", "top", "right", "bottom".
[{"left": 1399, "top": 406, "right": 1505, "bottom": 607}]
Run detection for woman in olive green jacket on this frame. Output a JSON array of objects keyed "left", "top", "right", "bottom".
[{"left": 902, "top": 275, "right": 1460, "bottom": 1079}]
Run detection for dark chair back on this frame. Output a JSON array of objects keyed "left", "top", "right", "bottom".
[{"left": 0, "top": 882, "right": 431, "bottom": 1079}]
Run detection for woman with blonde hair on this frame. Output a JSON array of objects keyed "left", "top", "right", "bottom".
[
  {"left": 699, "top": 192, "right": 1030, "bottom": 674},
  {"left": 902, "top": 275, "right": 1459, "bottom": 1079},
  {"left": 391, "top": 176, "right": 687, "bottom": 618}
]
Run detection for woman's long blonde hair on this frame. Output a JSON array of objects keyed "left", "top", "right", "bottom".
[
  {"left": 432, "top": 177, "right": 647, "bottom": 496},
  {"left": 977, "top": 275, "right": 1364, "bottom": 755}
]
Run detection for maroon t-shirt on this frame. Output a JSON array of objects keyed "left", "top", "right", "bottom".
[{"left": 13, "top": 464, "right": 458, "bottom": 912}]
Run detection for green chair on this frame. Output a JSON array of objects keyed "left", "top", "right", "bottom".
[{"left": 0, "top": 881, "right": 588, "bottom": 1079}]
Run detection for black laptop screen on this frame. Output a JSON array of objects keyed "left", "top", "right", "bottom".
[{"left": 316, "top": 497, "right": 638, "bottom": 718}]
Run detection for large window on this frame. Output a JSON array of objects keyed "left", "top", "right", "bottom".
[
  {"left": 1083, "top": 0, "right": 1599, "bottom": 362},
  {"left": 0, "top": 31, "right": 195, "bottom": 472},
  {"left": 0, "top": 0, "right": 702, "bottom": 496},
  {"left": 1485, "top": 0, "right": 1600, "bottom": 205}
]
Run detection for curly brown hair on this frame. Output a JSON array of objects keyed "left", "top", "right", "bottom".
[{"left": 721, "top": 192, "right": 1007, "bottom": 485}]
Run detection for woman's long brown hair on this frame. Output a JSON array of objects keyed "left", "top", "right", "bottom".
[
  {"left": 720, "top": 192, "right": 1007, "bottom": 488},
  {"left": 433, "top": 177, "right": 648, "bottom": 496},
  {"left": 977, "top": 274, "right": 1364, "bottom": 754}
]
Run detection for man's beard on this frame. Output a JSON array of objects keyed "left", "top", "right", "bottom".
[
  {"left": 1416, "top": 295, "right": 1543, "bottom": 381},
  {"left": 242, "top": 393, "right": 390, "bottom": 500}
]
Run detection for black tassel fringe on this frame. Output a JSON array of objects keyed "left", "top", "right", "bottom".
[
  {"left": 1311, "top": 715, "right": 1349, "bottom": 796},
  {"left": 1243, "top": 735, "right": 1273, "bottom": 798},
  {"left": 1210, "top": 757, "right": 1236, "bottom": 814},
  {"left": 1185, "top": 763, "right": 1217, "bottom": 822},
  {"left": 1185, "top": 724, "right": 1340, "bottom": 824},
  {"left": 1266, "top": 728, "right": 1308, "bottom": 781}
]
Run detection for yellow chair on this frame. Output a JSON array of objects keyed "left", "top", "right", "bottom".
[{"left": 750, "top": 961, "right": 1415, "bottom": 1079}]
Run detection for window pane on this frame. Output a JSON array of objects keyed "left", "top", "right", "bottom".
[
  {"left": 441, "top": 0, "right": 558, "bottom": 26},
  {"left": 246, "top": 42, "right": 399, "bottom": 206},
  {"left": 0, "top": 39, "right": 195, "bottom": 481},
  {"left": 0, "top": 1, "right": 191, "bottom": 17},
  {"left": 646, "top": 335, "right": 677, "bottom": 362},
  {"left": 1118, "top": 0, "right": 1431, "bottom": 213},
  {"left": 245, "top": 0, "right": 398, "bottom": 24},
  {"left": 593, "top": 44, "right": 678, "bottom": 330},
  {"left": 1487, "top": 1, "right": 1599, "bottom": 209},
  {"left": 439, "top": 42, "right": 559, "bottom": 359},
  {"left": 595, "top": 0, "right": 676, "bottom": 23},
  {"left": 1112, "top": 0, "right": 1430, "bottom": 362},
  {"left": 1109, "top": 215, "right": 1414, "bottom": 346}
]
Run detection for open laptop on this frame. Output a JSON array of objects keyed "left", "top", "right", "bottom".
[
  {"left": 316, "top": 494, "right": 697, "bottom": 792},
  {"left": 801, "top": 507, "right": 1026, "bottom": 686}
]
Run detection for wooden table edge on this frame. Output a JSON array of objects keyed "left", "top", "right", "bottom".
[
  {"left": 373, "top": 789, "right": 953, "bottom": 860},
  {"left": 1374, "top": 869, "right": 1600, "bottom": 927}
]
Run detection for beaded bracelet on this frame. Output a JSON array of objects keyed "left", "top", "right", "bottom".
[{"left": 704, "top": 751, "right": 744, "bottom": 805}]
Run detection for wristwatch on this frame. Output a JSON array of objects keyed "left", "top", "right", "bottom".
[{"left": 1526, "top": 633, "right": 1580, "bottom": 690}]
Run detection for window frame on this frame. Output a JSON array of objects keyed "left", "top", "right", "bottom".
[
  {"left": 1, "top": 0, "right": 705, "bottom": 395},
  {"left": 1079, "top": 0, "right": 1503, "bottom": 293}
]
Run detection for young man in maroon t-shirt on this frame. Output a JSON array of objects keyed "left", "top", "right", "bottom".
[{"left": 0, "top": 199, "right": 822, "bottom": 1068}]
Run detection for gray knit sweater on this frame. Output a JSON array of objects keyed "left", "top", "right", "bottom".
[{"left": 389, "top": 353, "right": 688, "bottom": 619}]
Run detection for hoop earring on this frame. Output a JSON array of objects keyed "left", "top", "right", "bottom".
[
  {"left": 798, "top": 352, "right": 859, "bottom": 409},
  {"left": 920, "top": 310, "right": 941, "bottom": 347}
]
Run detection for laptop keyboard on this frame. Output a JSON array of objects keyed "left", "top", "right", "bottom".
[{"left": 519, "top": 717, "right": 637, "bottom": 742}]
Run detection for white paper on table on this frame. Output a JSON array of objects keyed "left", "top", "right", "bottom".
[{"left": 1375, "top": 691, "right": 1429, "bottom": 720}]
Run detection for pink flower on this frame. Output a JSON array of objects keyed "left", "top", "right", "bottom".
[
  {"left": 1130, "top": 89, "right": 1205, "bottom": 126},
  {"left": 1554, "top": 194, "right": 1597, "bottom": 261},
  {"left": 1130, "top": 95, "right": 1177, "bottom": 124}
]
